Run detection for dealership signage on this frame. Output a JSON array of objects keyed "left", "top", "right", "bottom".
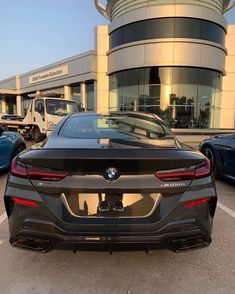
[{"left": 29, "top": 65, "right": 69, "bottom": 84}]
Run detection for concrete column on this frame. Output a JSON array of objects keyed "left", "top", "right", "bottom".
[
  {"left": 16, "top": 75, "right": 21, "bottom": 89},
  {"left": 81, "top": 82, "right": 86, "bottom": 109},
  {"left": 16, "top": 75, "right": 22, "bottom": 115},
  {"left": 109, "top": 90, "right": 119, "bottom": 111},
  {"left": 64, "top": 86, "right": 72, "bottom": 100},
  {"left": 1, "top": 98, "right": 7, "bottom": 113},
  {"left": 16, "top": 95, "right": 23, "bottom": 116},
  {"left": 95, "top": 25, "right": 109, "bottom": 113}
]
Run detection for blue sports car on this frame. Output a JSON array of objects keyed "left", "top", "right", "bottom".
[
  {"left": 0, "top": 126, "right": 26, "bottom": 171},
  {"left": 199, "top": 134, "right": 235, "bottom": 182}
]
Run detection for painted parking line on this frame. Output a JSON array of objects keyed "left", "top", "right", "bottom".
[
  {"left": 0, "top": 212, "right": 7, "bottom": 225},
  {"left": 0, "top": 212, "right": 7, "bottom": 246},
  {"left": 218, "top": 201, "right": 235, "bottom": 218}
]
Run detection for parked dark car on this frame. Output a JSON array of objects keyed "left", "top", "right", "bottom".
[
  {"left": 0, "top": 126, "right": 26, "bottom": 171},
  {"left": 4, "top": 112, "right": 217, "bottom": 253},
  {"left": 1, "top": 114, "right": 24, "bottom": 121},
  {"left": 199, "top": 134, "right": 235, "bottom": 182}
]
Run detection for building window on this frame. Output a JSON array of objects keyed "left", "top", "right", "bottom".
[
  {"left": 71, "top": 84, "right": 81, "bottom": 104},
  {"left": 86, "top": 82, "right": 95, "bottom": 111},
  {"left": 110, "top": 17, "right": 225, "bottom": 49},
  {"left": 109, "top": 67, "right": 222, "bottom": 128}
]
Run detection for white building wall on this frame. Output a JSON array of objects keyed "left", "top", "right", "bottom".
[{"left": 221, "top": 25, "right": 235, "bottom": 128}]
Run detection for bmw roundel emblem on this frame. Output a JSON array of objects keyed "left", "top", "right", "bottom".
[{"left": 104, "top": 167, "right": 120, "bottom": 181}]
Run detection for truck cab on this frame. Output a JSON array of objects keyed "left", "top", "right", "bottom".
[
  {"left": 24, "top": 97, "right": 79, "bottom": 142},
  {"left": 0, "top": 97, "right": 79, "bottom": 142}
]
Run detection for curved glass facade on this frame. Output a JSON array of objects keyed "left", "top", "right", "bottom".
[
  {"left": 110, "top": 17, "right": 226, "bottom": 49},
  {"left": 109, "top": 67, "right": 223, "bottom": 128}
]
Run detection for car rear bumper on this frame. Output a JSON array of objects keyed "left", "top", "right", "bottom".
[
  {"left": 9, "top": 217, "right": 212, "bottom": 253},
  {"left": 4, "top": 174, "right": 217, "bottom": 253}
]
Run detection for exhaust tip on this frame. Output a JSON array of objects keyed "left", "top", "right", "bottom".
[
  {"left": 11, "top": 236, "right": 51, "bottom": 252},
  {"left": 172, "top": 236, "right": 210, "bottom": 251}
]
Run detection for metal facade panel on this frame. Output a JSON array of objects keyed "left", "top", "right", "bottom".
[{"left": 18, "top": 51, "right": 97, "bottom": 93}]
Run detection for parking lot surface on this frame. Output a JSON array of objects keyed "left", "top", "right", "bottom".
[{"left": 0, "top": 142, "right": 234, "bottom": 294}]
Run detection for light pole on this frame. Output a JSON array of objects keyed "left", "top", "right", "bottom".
[
  {"left": 224, "top": 1, "right": 235, "bottom": 12},
  {"left": 94, "top": 0, "right": 109, "bottom": 19}
]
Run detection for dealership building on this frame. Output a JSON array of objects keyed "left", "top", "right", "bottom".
[{"left": 0, "top": 0, "right": 235, "bottom": 129}]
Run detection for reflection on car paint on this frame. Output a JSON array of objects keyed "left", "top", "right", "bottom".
[{"left": 62, "top": 193, "right": 161, "bottom": 218}]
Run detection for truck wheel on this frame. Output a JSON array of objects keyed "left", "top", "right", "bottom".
[{"left": 33, "top": 127, "right": 43, "bottom": 143}]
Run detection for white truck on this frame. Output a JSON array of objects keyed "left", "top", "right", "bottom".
[{"left": 0, "top": 97, "right": 79, "bottom": 142}]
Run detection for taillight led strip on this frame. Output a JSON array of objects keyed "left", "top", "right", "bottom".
[
  {"left": 10, "top": 157, "right": 68, "bottom": 181},
  {"left": 155, "top": 159, "right": 211, "bottom": 181}
]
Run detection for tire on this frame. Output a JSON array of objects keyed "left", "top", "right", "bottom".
[
  {"left": 33, "top": 127, "right": 43, "bottom": 143},
  {"left": 202, "top": 146, "right": 218, "bottom": 178}
]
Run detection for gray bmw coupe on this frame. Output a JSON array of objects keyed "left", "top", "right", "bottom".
[{"left": 4, "top": 112, "right": 217, "bottom": 253}]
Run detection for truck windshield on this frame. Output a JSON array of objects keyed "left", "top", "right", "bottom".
[{"left": 46, "top": 99, "right": 78, "bottom": 116}]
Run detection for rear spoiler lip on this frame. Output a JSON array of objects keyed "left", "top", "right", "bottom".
[
  {"left": 17, "top": 149, "right": 206, "bottom": 173},
  {"left": 18, "top": 148, "right": 205, "bottom": 160}
]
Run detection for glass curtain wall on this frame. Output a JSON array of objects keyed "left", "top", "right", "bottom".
[
  {"left": 71, "top": 82, "right": 95, "bottom": 111},
  {"left": 86, "top": 82, "right": 95, "bottom": 111},
  {"left": 109, "top": 67, "right": 222, "bottom": 128},
  {"left": 71, "top": 84, "right": 81, "bottom": 104},
  {"left": 110, "top": 18, "right": 225, "bottom": 49}
]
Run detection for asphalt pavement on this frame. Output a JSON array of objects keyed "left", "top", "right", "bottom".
[{"left": 0, "top": 141, "right": 234, "bottom": 294}]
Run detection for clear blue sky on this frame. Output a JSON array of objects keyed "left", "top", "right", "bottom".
[{"left": 0, "top": 0, "right": 234, "bottom": 80}]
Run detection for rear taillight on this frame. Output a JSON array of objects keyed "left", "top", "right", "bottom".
[
  {"left": 155, "top": 159, "right": 211, "bottom": 181},
  {"left": 27, "top": 166, "right": 68, "bottom": 181},
  {"left": 194, "top": 158, "right": 211, "bottom": 179},
  {"left": 11, "top": 157, "right": 28, "bottom": 178},
  {"left": 155, "top": 167, "right": 195, "bottom": 181},
  {"left": 11, "top": 157, "right": 68, "bottom": 181}
]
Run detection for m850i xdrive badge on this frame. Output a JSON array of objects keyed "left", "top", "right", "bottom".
[{"left": 161, "top": 182, "right": 186, "bottom": 188}]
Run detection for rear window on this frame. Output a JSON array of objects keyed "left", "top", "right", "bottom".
[{"left": 59, "top": 114, "right": 168, "bottom": 140}]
